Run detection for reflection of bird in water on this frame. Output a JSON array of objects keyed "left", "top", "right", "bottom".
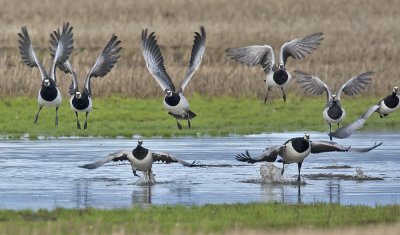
[
  {"left": 326, "top": 179, "right": 341, "bottom": 204},
  {"left": 74, "top": 180, "right": 89, "bottom": 209},
  {"left": 80, "top": 140, "right": 195, "bottom": 183},
  {"left": 131, "top": 185, "right": 152, "bottom": 205},
  {"left": 236, "top": 133, "right": 382, "bottom": 182}
]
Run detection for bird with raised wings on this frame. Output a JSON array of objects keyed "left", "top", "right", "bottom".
[
  {"left": 80, "top": 140, "right": 195, "bottom": 183},
  {"left": 50, "top": 31, "right": 121, "bottom": 129},
  {"left": 236, "top": 133, "right": 382, "bottom": 182},
  {"left": 18, "top": 23, "right": 73, "bottom": 126},
  {"left": 295, "top": 70, "right": 374, "bottom": 140},
  {"left": 226, "top": 33, "right": 323, "bottom": 103},
  {"left": 331, "top": 86, "right": 399, "bottom": 139},
  {"left": 141, "top": 26, "right": 206, "bottom": 130}
]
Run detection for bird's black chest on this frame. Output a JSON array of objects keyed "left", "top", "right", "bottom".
[
  {"left": 132, "top": 146, "right": 149, "bottom": 160},
  {"left": 328, "top": 104, "right": 343, "bottom": 120},
  {"left": 273, "top": 70, "right": 288, "bottom": 85},
  {"left": 40, "top": 85, "right": 58, "bottom": 101},
  {"left": 384, "top": 94, "right": 399, "bottom": 109},
  {"left": 165, "top": 93, "right": 180, "bottom": 106},
  {"left": 290, "top": 138, "right": 310, "bottom": 153},
  {"left": 72, "top": 96, "right": 90, "bottom": 110}
]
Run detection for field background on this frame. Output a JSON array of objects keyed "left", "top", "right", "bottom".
[{"left": 0, "top": 0, "right": 399, "bottom": 99}]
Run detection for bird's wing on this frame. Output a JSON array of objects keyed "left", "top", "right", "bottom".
[
  {"left": 311, "top": 140, "right": 382, "bottom": 153},
  {"left": 330, "top": 105, "right": 380, "bottom": 139},
  {"left": 311, "top": 140, "right": 351, "bottom": 153},
  {"left": 64, "top": 61, "right": 79, "bottom": 95},
  {"left": 180, "top": 26, "right": 206, "bottom": 93},
  {"left": 141, "top": 29, "right": 175, "bottom": 92},
  {"left": 280, "top": 32, "right": 323, "bottom": 65},
  {"left": 18, "top": 27, "right": 48, "bottom": 80},
  {"left": 49, "top": 28, "right": 71, "bottom": 74},
  {"left": 83, "top": 35, "right": 121, "bottom": 97},
  {"left": 152, "top": 151, "right": 195, "bottom": 167},
  {"left": 295, "top": 70, "right": 332, "bottom": 102},
  {"left": 225, "top": 45, "right": 275, "bottom": 75},
  {"left": 49, "top": 22, "right": 74, "bottom": 83},
  {"left": 235, "top": 145, "right": 282, "bottom": 163},
  {"left": 336, "top": 71, "right": 374, "bottom": 100},
  {"left": 79, "top": 150, "right": 130, "bottom": 169},
  {"left": 49, "top": 31, "right": 78, "bottom": 94}
]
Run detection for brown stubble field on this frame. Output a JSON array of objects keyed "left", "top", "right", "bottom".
[{"left": 0, "top": 0, "right": 399, "bottom": 98}]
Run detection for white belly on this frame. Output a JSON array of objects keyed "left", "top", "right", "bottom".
[
  {"left": 323, "top": 107, "right": 345, "bottom": 124},
  {"left": 163, "top": 94, "right": 189, "bottom": 117},
  {"left": 38, "top": 88, "right": 62, "bottom": 107},
  {"left": 265, "top": 70, "right": 291, "bottom": 88},
  {"left": 378, "top": 99, "right": 398, "bottom": 115},
  {"left": 69, "top": 96, "right": 93, "bottom": 112},
  {"left": 129, "top": 152, "right": 153, "bottom": 172},
  {"left": 281, "top": 143, "right": 311, "bottom": 164}
]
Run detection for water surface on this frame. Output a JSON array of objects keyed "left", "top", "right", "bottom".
[{"left": 0, "top": 132, "right": 399, "bottom": 209}]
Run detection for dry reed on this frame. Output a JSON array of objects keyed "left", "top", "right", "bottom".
[{"left": 0, "top": 0, "right": 399, "bottom": 98}]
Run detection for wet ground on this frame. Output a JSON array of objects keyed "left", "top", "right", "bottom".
[{"left": 0, "top": 132, "right": 399, "bottom": 210}]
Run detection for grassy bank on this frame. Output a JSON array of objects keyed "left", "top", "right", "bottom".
[
  {"left": 0, "top": 96, "right": 399, "bottom": 138},
  {"left": 0, "top": 203, "right": 399, "bottom": 235}
]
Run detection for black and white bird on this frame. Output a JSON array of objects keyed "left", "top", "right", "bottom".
[
  {"left": 141, "top": 26, "right": 206, "bottom": 130},
  {"left": 18, "top": 23, "right": 73, "bottom": 126},
  {"left": 295, "top": 70, "right": 374, "bottom": 140},
  {"left": 226, "top": 33, "right": 323, "bottom": 103},
  {"left": 49, "top": 32, "right": 121, "bottom": 129},
  {"left": 331, "top": 86, "right": 400, "bottom": 139},
  {"left": 236, "top": 133, "right": 382, "bottom": 182},
  {"left": 80, "top": 140, "right": 195, "bottom": 183}
]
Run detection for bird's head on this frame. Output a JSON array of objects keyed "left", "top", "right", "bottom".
[
  {"left": 165, "top": 89, "right": 173, "bottom": 97},
  {"left": 43, "top": 79, "right": 50, "bottom": 87},
  {"left": 75, "top": 91, "right": 82, "bottom": 99},
  {"left": 331, "top": 94, "right": 337, "bottom": 101},
  {"left": 393, "top": 86, "right": 398, "bottom": 94},
  {"left": 278, "top": 64, "right": 285, "bottom": 70},
  {"left": 137, "top": 140, "right": 143, "bottom": 146},
  {"left": 304, "top": 133, "right": 310, "bottom": 140}
]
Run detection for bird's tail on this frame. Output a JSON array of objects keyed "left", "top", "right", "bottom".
[{"left": 187, "top": 110, "right": 196, "bottom": 120}]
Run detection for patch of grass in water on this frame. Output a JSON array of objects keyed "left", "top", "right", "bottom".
[{"left": 0, "top": 95, "right": 399, "bottom": 139}]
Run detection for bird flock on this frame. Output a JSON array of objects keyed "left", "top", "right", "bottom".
[{"left": 16, "top": 22, "right": 399, "bottom": 183}]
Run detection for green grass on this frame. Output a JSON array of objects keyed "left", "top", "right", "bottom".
[
  {"left": 0, "top": 203, "right": 399, "bottom": 235},
  {"left": 0, "top": 95, "right": 399, "bottom": 139}
]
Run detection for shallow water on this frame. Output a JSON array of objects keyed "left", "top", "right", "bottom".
[{"left": 0, "top": 132, "right": 399, "bottom": 210}]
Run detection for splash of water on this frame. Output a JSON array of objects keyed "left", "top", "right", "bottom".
[
  {"left": 137, "top": 171, "right": 156, "bottom": 185},
  {"left": 260, "top": 163, "right": 286, "bottom": 183},
  {"left": 259, "top": 163, "right": 306, "bottom": 184},
  {"left": 356, "top": 167, "right": 366, "bottom": 179}
]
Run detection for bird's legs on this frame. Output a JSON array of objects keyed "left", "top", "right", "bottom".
[
  {"left": 176, "top": 118, "right": 182, "bottom": 130},
  {"left": 281, "top": 162, "right": 286, "bottom": 175},
  {"left": 337, "top": 123, "right": 340, "bottom": 129},
  {"left": 281, "top": 87, "right": 287, "bottom": 102},
  {"left": 264, "top": 87, "right": 271, "bottom": 104},
  {"left": 328, "top": 123, "right": 332, "bottom": 141},
  {"left": 75, "top": 112, "right": 81, "bottom": 129},
  {"left": 55, "top": 106, "right": 59, "bottom": 126},
  {"left": 84, "top": 112, "right": 89, "bottom": 129},
  {"left": 187, "top": 111, "right": 191, "bottom": 129},
  {"left": 297, "top": 162, "right": 303, "bottom": 182},
  {"left": 132, "top": 169, "right": 140, "bottom": 177},
  {"left": 34, "top": 106, "right": 43, "bottom": 124}
]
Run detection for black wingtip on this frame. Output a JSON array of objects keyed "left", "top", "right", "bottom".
[{"left": 235, "top": 150, "right": 255, "bottom": 164}]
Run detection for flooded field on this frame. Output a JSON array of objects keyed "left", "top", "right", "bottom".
[{"left": 0, "top": 132, "right": 399, "bottom": 210}]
